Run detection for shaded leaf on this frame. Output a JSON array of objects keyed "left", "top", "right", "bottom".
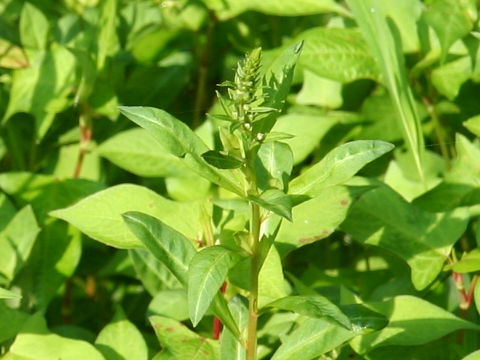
[
  {"left": 255, "top": 141, "right": 293, "bottom": 191},
  {"left": 340, "top": 185, "right": 469, "bottom": 290},
  {"left": 0, "top": 287, "right": 20, "bottom": 299},
  {"left": 350, "top": 295, "right": 480, "bottom": 353},
  {"left": 150, "top": 315, "right": 219, "bottom": 359},
  {"left": 423, "top": 0, "right": 473, "bottom": 63},
  {"left": 0, "top": 206, "right": 39, "bottom": 285},
  {"left": 201, "top": 150, "right": 243, "bottom": 169}
]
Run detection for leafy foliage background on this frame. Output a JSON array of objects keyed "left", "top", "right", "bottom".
[{"left": 1, "top": 0, "right": 480, "bottom": 359}]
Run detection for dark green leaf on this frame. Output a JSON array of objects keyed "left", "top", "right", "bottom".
[{"left": 201, "top": 150, "right": 243, "bottom": 169}]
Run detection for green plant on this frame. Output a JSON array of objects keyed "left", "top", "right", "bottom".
[{"left": 2, "top": 0, "right": 480, "bottom": 359}]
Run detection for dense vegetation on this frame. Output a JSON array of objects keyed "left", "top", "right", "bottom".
[{"left": 1, "top": 0, "right": 480, "bottom": 359}]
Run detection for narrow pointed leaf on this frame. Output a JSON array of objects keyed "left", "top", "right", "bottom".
[
  {"left": 289, "top": 140, "right": 394, "bottom": 196},
  {"left": 188, "top": 245, "right": 241, "bottom": 326},
  {"left": 262, "top": 295, "right": 351, "bottom": 329},
  {"left": 347, "top": 0, "right": 426, "bottom": 184},
  {"left": 340, "top": 304, "right": 388, "bottom": 334},
  {"left": 201, "top": 150, "right": 243, "bottom": 169},
  {"left": 119, "top": 106, "right": 243, "bottom": 195},
  {"left": 249, "top": 189, "right": 293, "bottom": 221},
  {"left": 122, "top": 211, "right": 196, "bottom": 285},
  {"left": 220, "top": 296, "right": 248, "bottom": 360}
]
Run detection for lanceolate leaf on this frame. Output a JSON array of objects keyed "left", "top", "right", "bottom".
[
  {"left": 289, "top": 140, "right": 394, "bottom": 196},
  {"left": 262, "top": 295, "right": 351, "bottom": 329},
  {"left": 249, "top": 189, "right": 293, "bottom": 221},
  {"left": 349, "top": 295, "right": 480, "bottom": 353},
  {"left": 271, "top": 317, "right": 355, "bottom": 360},
  {"left": 123, "top": 213, "right": 240, "bottom": 338},
  {"left": 188, "top": 245, "right": 242, "bottom": 326},
  {"left": 452, "top": 249, "right": 480, "bottom": 273},
  {"left": 201, "top": 150, "right": 243, "bottom": 169},
  {"left": 255, "top": 141, "right": 293, "bottom": 191},
  {"left": 220, "top": 296, "right": 249, "bottom": 360},
  {"left": 119, "top": 106, "right": 244, "bottom": 195},
  {"left": 122, "top": 211, "right": 196, "bottom": 285},
  {"left": 347, "top": 0, "right": 426, "bottom": 185}
]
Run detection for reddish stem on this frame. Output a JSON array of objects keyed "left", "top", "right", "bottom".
[{"left": 212, "top": 282, "right": 228, "bottom": 339}]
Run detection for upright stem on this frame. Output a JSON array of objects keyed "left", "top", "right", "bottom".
[
  {"left": 246, "top": 202, "right": 261, "bottom": 360},
  {"left": 422, "top": 96, "right": 451, "bottom": 168}
]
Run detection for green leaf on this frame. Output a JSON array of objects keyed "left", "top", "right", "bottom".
[
  {"left": 452, "top": 249, "right": 480, "bottom": 273},
  {"left": 95, "top": 308, "right": 148, "bottom": 360},
  {"left": 431, "top": 55, "right": 472, "bottom": 99},
  {"left": 129, "top": 249, "right": 182, "bottom": 295},
  {"left": 20, "top": 3, "right": 49, "bottom": 52},
  {"left": 275, "top": 185, "right": 354, "bottom": 256},
  {"left": 340, "top": 304, "right": 388, "bottom": 334},
  {"left": 188, "top": 245, "right": 241, "bottom": 326},
  {"left": 296, "top": 70, "right": 343, "bottom": 108},
  {"left": 97, "top": 128, "right": 193, "bottom": 177},
  {"left": 271, "top": 317, "right": 355, "bottom": 360},
  {"left": 462, "top": 350, "right": 480, "bottom": 360},
  {"left": 271, "top": 112, "right": 338, "bottom": 164},
  {"left": 256, "top": 42, "right": 303, "bottom": 133},
  {"left": 201, "top": 150, "right": 243, "bottom": 169},
  {"left": 0, "top": 205, "right": 40, "bottom": 285},
  {"left": 150, "top": 315, "right": 219, "bottom": 359},
  {"left": 290, "top": 140, "right": 394, "bottom": 196},
  {"left": 0, "top": 302, "right": 29, "bottom": 343},
  {"left": 464, "top": 114, "right": 480, "bottom": 137},
  {"left": 15, "top": 222, "right": 82, "bottom": 310},
  {"left": 97, "top": 0, "right": 120, "bottom": 70},
  {"left": 475, "top": 279, "right": 480, "bottom": 318},
  {"left": 6, "top": 313, "right": 105, "bottom": 360},
  {"left": 200, "top": 0, "right": 348, "bottom": 20},
  {"left": 249, "top": 189, "right": 293, "bottom": 221},
  {"left": 119, "top": 106, "right": 243, "bottom": 195},
  {"left": 122, "top": 211, "right": 196, "bottom": 285},
  {"left": 340, "top": 185, "right": 469, "bottom": 290},
  {"left": 220, "top": 296, "right": 248, "bottom": 360},
  {"left": 148, "top": 289, "right": 189, "bottom": 321},
  {"left": 293, "top": 27, "right": 380, "bottom": 83},
  {"left": 263, "top": 295, "right": 351, "bottom": 329},
  {"left": 0, "top": 287, "right": 20, "bottom": 299},
  {"left": 50, "top": 184, "right": 202, "bottom": 249},
  {"left": 347, "top": 0, "right": 426, "bottom": 185},
  {"left": 349, "top": 295, "right": 480, "bottom": 353},
  {"left": 3, "top": 46, "right": 77, "bottom": 139},
  {"left": 423, "top": 0, "right": 473, "bottom": 63},
  {"left": 255, "top": 141, "right": 293, "bottom": 191}
]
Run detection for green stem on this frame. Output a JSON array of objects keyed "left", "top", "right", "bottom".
[
  {"left": 246, "top": 202, "right": 261, "bottom": 360},
  {"left": 422, "top": 96, "right": 450, "bottom": 168}
]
